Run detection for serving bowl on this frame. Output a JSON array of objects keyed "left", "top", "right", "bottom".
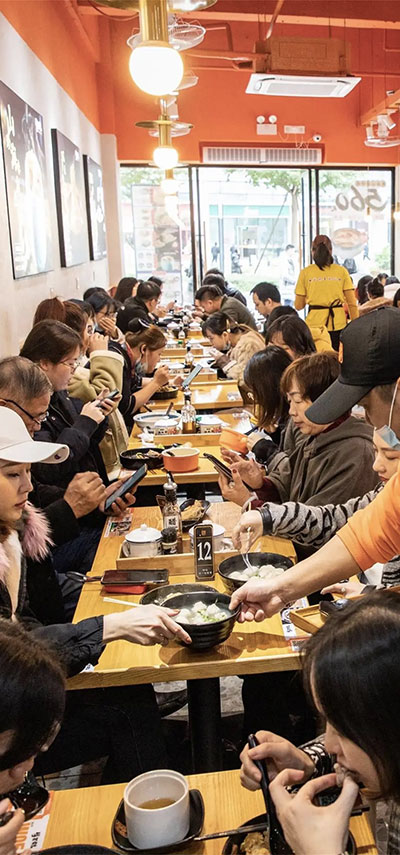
[
  {"left": 219, "top": 427, "right": 248, "bottom": 454},
  {"left": 222, "top": 814, "right": 356, "bottom": 855},
  {"left": 120, "top": 446, "right": 163, "bottom": 471},
  {"left": 162, "top": 446, "right": 199, "bottom": 473},
  {"left": 152, "top": 386, "right": 179, "bottom": 401},
  {"left": 134, "top": 410, "right": 179, "bottom": 431},
  {"left": 140, "top": 582, "right": 217, "bottom": 607},
  {"left": 218, "top": 552, "right": 294, "bottom": 594},
  {"left": 165, "top": 591, "right": 239, "bottom": 650},
  {"left": 179, "top": 498, "right": 210, "bottom": 531}
]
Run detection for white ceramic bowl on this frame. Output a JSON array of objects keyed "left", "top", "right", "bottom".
[
  {"left": 122, "top": 524, "right": 162, "bottom": 558},
  {"left": 124, "top": 769, "right": 190, "bottom": 849}
]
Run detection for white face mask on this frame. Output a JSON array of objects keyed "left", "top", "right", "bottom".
[{"left": 376, "top": 380, "right": 400, "bottom": 450}]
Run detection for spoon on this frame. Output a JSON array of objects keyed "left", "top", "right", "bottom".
[{"left": 241, "top": 526, "right": 253, "bottom": 572}]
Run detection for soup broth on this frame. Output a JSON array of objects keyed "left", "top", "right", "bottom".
[{"left": 139, "top": 797, "right": 176, "bottom": 810}]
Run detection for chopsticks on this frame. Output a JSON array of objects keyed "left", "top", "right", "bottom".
[
  {"left": 194, "top": 822, "right": 268, "bottom": 841},
  {"left": 104, "top": 597, "right": 141, "bottom": 608},
  {"left": 248, "top": 733, "right": 288, "bottom": 852}
]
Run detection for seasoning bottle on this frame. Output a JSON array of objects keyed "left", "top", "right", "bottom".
[
  {"left": 162, "top": 476, "right": 182, "bottom": 537},
  {"left": 184, "top": 342, "right": 193, "bottom": 372},
  {"left": 181, "top": 389, "right": 197, "bottom": 434},
  {"left": 161, "top": 526, "right": 178, "bottom": 555},
  {"left": 177, "top": 322, "right": 185, "bottom": 346}
]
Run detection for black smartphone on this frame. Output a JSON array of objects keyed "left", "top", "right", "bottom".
[
  {"left": 102, "top": 569, "right": 168, "bottom": 585},
  {"left": 96, "top": 388, "right": 120, "bottom": 407},
  {"left": 104, "top": 464, "right": 147, "bottom": 511},
  {"left": 181, "top": 364, "right": 202, "bottom": 388},
  {"left": 203, "top": 452, "right": 232, "bottom": 481},
  {"left": 319, "top": 597, "right": 350, "bottom": 616}
]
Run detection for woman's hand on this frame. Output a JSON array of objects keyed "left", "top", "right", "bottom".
[
  {"left": 153, "top": 366, "right": 170, "bottom": 388},
  {"left": 0, "top": 801, "right": 25, "bottom": 855},
  {"left": 98, "top": 315, "right": 118, "bottom": 338},
  {"left": 220, "top": 451, "right": 264, "bottom": 489},
  {"left": 321, "top": 581, "right": 364, "bottom": 598},
  {"left": 232, "top": 510, "right": 263, "bottom": 550},
  {"left": 240, "top": 731, "right": 316, "bottom": 791},
  {"left": 218, "top": 469, "right": 251, "bottom": 506},
  {"left": 88, "top": 332, "right": 109, "bottom": 354},
  {"left": 81, "top": 400, "right": 106, "bottom": 424},
  {"left": 270, "top": 770, "right": 359, "bottom": 855},
  {"left": 103, "top": 605, "right": 192, "bottom": 646},
  {"left": 229, "top": 578, "right": 287, "bottom": 622}
]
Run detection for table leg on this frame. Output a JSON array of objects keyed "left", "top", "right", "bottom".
[{"left": 187, "top": 677, "right": 222, "bottom": 773}]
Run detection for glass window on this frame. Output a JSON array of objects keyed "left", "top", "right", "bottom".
[
  {"left": 317, "top": 169, "right": 393, "bottom": 284},
  {"left": 120, "top": 166, "right": 193, "bottom": 304}
]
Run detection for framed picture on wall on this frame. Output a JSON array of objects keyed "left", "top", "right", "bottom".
[
  {"left": 83, "top": 155, "right": 107, "bottom": 261},
  {"left": 0, "top": 81, "right": 53, "bottom": 278},
  {"left": 52, "top": 129, "right": 89, "bottom": 267}
]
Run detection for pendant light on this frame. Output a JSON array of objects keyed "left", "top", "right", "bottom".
[{"left": 128, "top": 0, "right": 183, "bottom": 96}]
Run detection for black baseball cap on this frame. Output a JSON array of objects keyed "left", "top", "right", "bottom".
[{"left": 306, "top": 307, "right": 400, "bottom": 424}]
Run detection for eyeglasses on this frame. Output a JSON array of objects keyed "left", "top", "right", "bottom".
[
  {"left": 60, "top": 359, "right": 79, "bottom": 370},
  {"left": 3, "top": 400, "right": 49, "bottom": 427}
]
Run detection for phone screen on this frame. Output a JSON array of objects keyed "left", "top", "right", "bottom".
[
  {"left": 204, "top": 453, "right": 232, "bottom": 480},
  {"left": 102, "top": 569, "right": 168, "bottom": 584},
  {"left": 104, "top": 464, "right": 147, "bottom": 511},
  {"left": 182, "top": 364, "right": 202, "bottom": 388}
]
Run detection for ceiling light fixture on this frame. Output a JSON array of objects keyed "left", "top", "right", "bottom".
[
  {"left": 161, "top": 169, "right": 178, "bottom": 194},
  {"left": 128, "top": 0, "right": 183, "bottom": 96}
]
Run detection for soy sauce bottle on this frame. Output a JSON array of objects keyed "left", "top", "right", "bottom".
[{"left": 248, "top": 734, "right": 292, "bottom": 854}]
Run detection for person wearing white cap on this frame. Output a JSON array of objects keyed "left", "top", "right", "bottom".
[{"left": 0, "top": 409, "right": 191, "bottom": 783}]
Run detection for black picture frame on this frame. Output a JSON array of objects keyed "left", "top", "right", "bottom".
[
  {"left": 83, "top": 155, "right": 107, "bottom": 261},
  {"left": 0, "top": 81, "right": 53, "bottom": 278},
  {"left": 52, "top": 128, "right": 89, "bottom": 267}
]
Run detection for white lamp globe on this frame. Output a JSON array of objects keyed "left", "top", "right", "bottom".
[
  {"left": 153, "top": 145, "right": 179, "bottom": 170},
  {"left": 161, "top": 177, "right": 178, "bottom": 195},
  {"left": 129, "top": 42, "right": 183, "bottom": 97}
]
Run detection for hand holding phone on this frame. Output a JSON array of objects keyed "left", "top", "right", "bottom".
[
  {"left": 103, "top": 465, "right": 147, "bottom": 513},
  {"left": 95, "top": 388, "right": 120, "bottom": 408}
]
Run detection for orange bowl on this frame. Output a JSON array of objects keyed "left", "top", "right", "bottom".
[
  {"left": 219, "top": 428, "right": 248, "bottom": 454},
  {"left": 162, "top": 447, "right": 199, "bottom": 473}
]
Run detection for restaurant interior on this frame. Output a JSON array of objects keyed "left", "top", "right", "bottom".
[{"left": 0, "top": 1, "right": 400, "bottom": 853}]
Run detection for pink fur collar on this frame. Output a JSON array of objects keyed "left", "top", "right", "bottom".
[{"left": 0, "top": 503, "right": 53, "bottom": 584}]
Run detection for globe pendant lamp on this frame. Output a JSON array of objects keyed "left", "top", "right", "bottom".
[{"left": 128, "top": 0, "right": 183, "bottom": 96}]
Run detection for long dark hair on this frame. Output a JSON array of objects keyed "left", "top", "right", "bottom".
[
  {"left": 357, "top": 275, "right": 373, "bottom": 305},
  {"left": 20, "top": 320, "right": 81, "bottom": 364},
  {"left": 0, "top": 620, "right": 65, "bottom": 772},
  {"left": 303, "top": 590, "right": 400, "bottom": 801},
  {"left": 266, "top": 315, "right": 316, "bottom": 358},
  {"left": 244, "top": 346, "right": 292, "bottom": 428},
  {"left": 312, "top": 235, "right": 333, "bottom": 270},
  {"left": 115, "top": 277, "right": 138, "bottom": 303}
]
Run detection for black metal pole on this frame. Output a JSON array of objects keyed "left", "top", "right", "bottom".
[{"left": 187, "top": 677, "right": 222, "bottom": 773}]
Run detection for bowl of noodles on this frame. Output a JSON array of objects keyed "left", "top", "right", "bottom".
[{"left": 218, "top": 553, "right": 294, "bottom": 594}]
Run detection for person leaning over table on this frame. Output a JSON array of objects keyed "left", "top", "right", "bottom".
[
  {"left": 229, "top": 307, "right": 400, "bottom": 622},
  {"left": 201, "top": 311, "right": 265, "bottom": 385},
  {"left": 0, "top": 620, "right": 66, "bottom": 855},
  {"left": 239, "top": 590, "right": 400, "bottom": 855},
  {"left": 116, "top": 280, "right": 161, "bottom": 334},
  {"left": 294, "top": 234, "right": 358, "bottom": 351},
  {"left": 195, "top": 284, "right": 258, "bottom": 330},
  {"left": 0, "top": 408, "right": 191, "bottom": 784}
]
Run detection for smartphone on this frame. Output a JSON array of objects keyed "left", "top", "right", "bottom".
[
  {"left": 104, "top": 464, "right": 147, "bottom": 511},
  {"left": 96, "top": 388, "right": 120, "bottom": 407},
  {"left": 182, "top": 364, "right": 202, "bottom": 388},
  {"left": 203, "top": 452, "right": 232, "bottom": 481},
  {"left": 319, "top": 597, "right": 350, "bottom": 617},
  {"left": 102, "top": 569, "right": 168, "bottom": 585}
]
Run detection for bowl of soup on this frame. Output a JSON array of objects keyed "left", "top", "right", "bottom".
[
  {"left": 218, "top": 552, "right": 294, "bottom": 594},
  {"left": 165, "top": 591, "right": 239, "bottom": 650}
]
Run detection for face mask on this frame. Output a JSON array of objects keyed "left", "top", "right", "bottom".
[{"left": 375, "top": 381, "right": 400, "bottom": 450}]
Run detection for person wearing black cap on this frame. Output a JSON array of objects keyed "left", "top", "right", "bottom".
[{"left": 228, "top": 306, "right": 400, "bottom": 619}]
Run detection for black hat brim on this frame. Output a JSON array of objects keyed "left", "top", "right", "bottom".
[{"left": 305, "top": 378, "right": 374, "bottom": 425}]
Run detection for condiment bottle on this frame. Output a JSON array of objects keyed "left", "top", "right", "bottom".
[
  {"left": 162, "top": 476, "right": 182, "bottom": 538},
  {"left": 184, "top": 342, "right": 193, "bottom": 372},
  {"left": 161, "top": 526, "right": 178, "bottom": 555},
  {"left": 181, "top": 389, "right": 196, "bottom": 434}
]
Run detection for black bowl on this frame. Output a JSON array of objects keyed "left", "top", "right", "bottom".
[
  {"left": 179, "top": 498, "right": 210, "bottom": 531},
  {"left": 152, "top": 386, "right": 179, "bottom": 401},
  {"left": 140, "top": 582, "right": 217, "bottom": 607},
  {"left": 218, "top": 552, "right": 294, "bottom": 595},
  {"left": 165, "top": 591, "right": 239, "bottom": 650},
  {"left": 42, "top": 848, "right": 119, "bottom": 854},
  {"left": 120, "top": 447, "right": 163, "bottom": 471},
  {"left": 222, "top": 813, "right": 356, "bottom": 855}
]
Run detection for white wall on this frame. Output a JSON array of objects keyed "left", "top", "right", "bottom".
[{"left": 0, "top": 12, "right": 120, "bottom": 356}]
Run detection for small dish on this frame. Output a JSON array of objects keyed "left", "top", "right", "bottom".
[
  {"left": 180, "top": 498, "right": 210, "bottom": 531},
  {"left": 152, "top": 387, "right": 179, "bottom": 401},
  {"left": 222, "top": 813, "right": 356, "bottom": 854},
  {"left": 111, "top": 789, "right": 204, "bottom": 853}
]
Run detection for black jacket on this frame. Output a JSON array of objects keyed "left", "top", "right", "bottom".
[
  {"left": 109, "top": 341, "right": 142, "bottom": 432},
  {"left": 117, "top": 296, "right": 152, "bottom": 334},
  {"left": 32, "top": 391, "right": 109, "bottom": 492}
]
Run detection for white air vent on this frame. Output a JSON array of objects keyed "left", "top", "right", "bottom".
[
  {"left": 246, "top": 74, "right": 360, "bottom": 98},
  {"left": 202, "top": 147, "right": 322, "bottom": 165}
]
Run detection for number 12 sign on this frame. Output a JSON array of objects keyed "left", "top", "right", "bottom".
[{"left": 193, "top": 524, "right": 215, "bottom": 580}]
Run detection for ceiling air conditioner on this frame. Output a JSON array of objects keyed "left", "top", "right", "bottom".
[{"left": 246, "top": 74, "right": 360, "bottom": 98}]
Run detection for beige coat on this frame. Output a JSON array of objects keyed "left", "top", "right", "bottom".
[
  {"left": 68, "top": 349, "right": 129, "bottom": 476},
  {"left": 223, "top": 330, "right": 265, "bottom": 383}
]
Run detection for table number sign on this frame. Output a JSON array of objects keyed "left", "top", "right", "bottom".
[{"left": 193, "top": 523, "right": 215, "bottom": 580}]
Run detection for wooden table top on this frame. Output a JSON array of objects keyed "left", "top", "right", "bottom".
[
  {"left": 146, "top": 383, "right": 242, "bottom": 412},
  {"left": 42, "top": 769, "right": 377, "bottom": 855},
  {"left": 69, "top": 503, "right": 299, "bottom": 690}
]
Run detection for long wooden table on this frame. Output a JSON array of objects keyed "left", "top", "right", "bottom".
[
  {"left": 42, "top": 769, "right": 377, "bottom": 854},
  {"left": 146, "top": 383, "right": 242, "bottom": 411},
  {"left": 70, "top": 503, "right": 298, "bottom": 771},
  {"left": 125, "top": 443, "right": 225, "bottom": 486}
]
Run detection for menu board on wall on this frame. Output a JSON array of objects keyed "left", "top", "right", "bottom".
[
  {"left": 83, "top": 155, "right": 107, "bottom": 261},
  {"left": 0, "top": 81, "right": 53, "bottom": 278},
  {"left": 52, "top": 129, "right": 89, "bottom": 267}
]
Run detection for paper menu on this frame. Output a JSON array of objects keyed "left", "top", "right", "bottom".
[{"left": 14, "top": 791, "right": 53, "bottom": 852}]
